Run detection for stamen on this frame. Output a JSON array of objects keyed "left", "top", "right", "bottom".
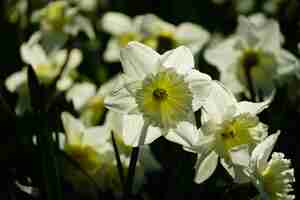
[{"left": 153, "top": 88, "right": 168, "bottom": 101}]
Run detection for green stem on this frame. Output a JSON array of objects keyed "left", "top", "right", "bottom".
[
  {"left": 111, "top": 132, "right": 125, "bottom": 190},
  {"left": 123, "top": 122, "right": 148, "bottom": 199}
]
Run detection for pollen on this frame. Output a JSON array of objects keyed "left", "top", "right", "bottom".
[{"left": 153, "top": 88, "right": 168, "bottom": 101}]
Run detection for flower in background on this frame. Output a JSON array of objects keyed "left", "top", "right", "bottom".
[
  {"left": 5, "top": 0, "right": 29, "bottom": 28},
  {"left": 210, "top": 0, "right": 256, "bottom": 14},
  {"left": 60, "top": 111, "right": 160, "bottom": 195},
  {"left": 105, "top": 41, "right": 213, "bottom": 147},
  {"left": 185, "top": 81, "right": 271, "bottom": 184},
  {"left": 66, "top": 74, "right": 124, "bottom": 126},
  {"left": 204, "top": 15, "right": 299, "bottom": 99},
  {"left": 263, "top": 0, "right": 287, "bottom": 15},
  {"left": 5, "top": 33, "right": 82, "bottom": 115},
  {"left": 31, "top": 0, "right": 95, "bottom": 49},
  {"left": 245, "top": 132, "right": 295, "bottom": 200},
  {"left": 100, "top": 12, "right": 210, "bottom": 62}
]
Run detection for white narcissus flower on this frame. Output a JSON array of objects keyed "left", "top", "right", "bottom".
[
  {"left": 31, "top": 0, "right": 95, "bottom": 41},
  {"left": 204, "top": 15, "right": 299, "bottom": 99},
  {"left": 104, "top": 42, "right": 213, "bottom": 147},
  {"left": 138, "top": 14, "right": 210, "bottom": 54},
  {"left": 246, "top": 132, "right": 295, "bottom": 200},
  {"left": 185, "top": 81, "right": 272, "bottom": 184},
  {"left": 5, "top": 33, "right": 82, "bottom": 115},
  {"left": 60, "top": 111, "right": 159, "bottom": 194},
  {"left": 66, "top": 74, "right": 124, "bottom": 126},
  {"left": 100, "top": 12, "right": 210, "bottom": 62},
  {"left": 60, "top": 112, "right": 111, "bottom": 175}
]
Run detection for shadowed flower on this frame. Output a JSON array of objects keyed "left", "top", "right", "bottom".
[
  {"left": 204, "top": 15, "right": 299, "bottom": 99},
  {"left": 66, "top": 74, "right": 124, "bottom": 126},
  {"left": 5, "top": 33, "right": 82, "bottom": 115},
  {"left": 100, "top": 12, "right": 210, "bottom": 62}
]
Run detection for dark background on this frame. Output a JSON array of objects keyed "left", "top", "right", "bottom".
[{"left": 0, "top": 0, "right": 299, "bottom": 199}]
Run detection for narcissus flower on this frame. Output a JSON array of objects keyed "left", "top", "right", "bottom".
[
  {"left": 31, "top": 0, "right": 95, "bottom": 46},
  {"left": 5, "top": 34, "right": 82, "bottom": 114},
  {"left": 60, "top": 112, "right": 110, "bottom": 175},
  {"left": 246, "top": 133, "right": 295, "bottom": 200},
  {"left": 66, "top": 74, "right": 124, "bottom": 126},
  {"left": 105, "top": 42, "right": 213, "bottom": 147},
  {"left": 205, "top": 15, "right": 298, "bottom": 99},
  {"left": 100, "top": 12, "right": 210, "bottom": 62},
  {"left": 185, "top": 82, "right": 271, "bottom": 183},
  {"left": 60, "top": 111, "right": 159, "bottom": 194}
]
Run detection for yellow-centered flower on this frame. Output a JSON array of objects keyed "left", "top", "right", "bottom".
[{"left": 105, "top": 42, "right": 213, "bottom": 147}]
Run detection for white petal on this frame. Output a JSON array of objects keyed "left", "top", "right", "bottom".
[
  {"left": 101, "top": 12, "right": 132, "bottom": 35},
  {"left": 122, "top": 114, "right": 162, "bottom": 147},
  {"left": 204, "top": 37, "right": 240, "bottom": 73},
  {"left": 220, "top": 70, "right": 245, "bottom": 95},
  {"left": 160, "top": 46, "right": 194, "bottom": 74},
  {"left": 104, "top": 110, "right": 123, "bottom": 136},
  {"left": 201, "top": 81, "right": 238, "bottom": 123},
  {"left": 65, "top": 48, "right": 82, "bottom": 70},
  {"left": 229, "top": 144, "right": 250, "bottom": 167},
  {"left": 56, "top": 77, "right": 73, "bottom": 91},
  {"left": 120, "top": 42, "right": 160, "bottom": 79},
  {"left": 250, "top": 131, "right": 280, "bottom": 172},
  {"left": 83, "top": 126, "right": 110, "bottom": 148},
  {"left": 104, "top": 84, "right": 138, "bottom": 114},
  {"left": 220, "top": 158, "right": 235, "bottom": 178},
  {"left": 61, "top": 112, "right": 85, "bottom": 145},
  {"left": 165, "top": 121, "right": 199, "bottom": 147},
  {"left": 194, "top": 151, "right": 218, "bottom": 184},
  {"left": 20, "top": 44, "right": 48, "bottom": 67},
  {"left": 237, "top": 16, "right": 259, "bottom": 48},
  {"left": 185, "top": 69, "right": 212, "bottom": 111},
  {"left": 74, "top": 15, "right": 96, "bottom": 40},
  {"left": 175, "top": 23, "right": 210, "bottom": 54},
  {"left": 66, "top": 82, "right": 97, "bottom": 111},
  {"left": 237, "top": 92, "right": 274, "bottom": 115},
  {"left": 258, "top": 20, "right": 282, "bottom": 56},
  {"left": 5, "top": 70, "right": 27, "bottom": 92},
  {"left": 103, "top": 38, "right": 121, "bottom": 62},
  {"left": 98, "top": 74, "right": 124, "bottom": 97}
]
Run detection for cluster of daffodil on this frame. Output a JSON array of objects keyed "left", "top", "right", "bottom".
[
  {"left": 3, "top": 0, "right": 297, "bottom": 199},
  {"left": 104, "top": 41, "right": 295, "bottom": 200}
]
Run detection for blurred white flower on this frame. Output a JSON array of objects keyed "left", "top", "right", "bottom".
[
  {"left": 210, "top": 0, "right": 255, "bottom": 14},
  {"left": 31, "top": 0, "right": 95, "bottom": 42},
  {"left": 246, "top": 132, "right": 295, "bottom": 200},
  {"left": 104, "top": 42, "right": 213, "bottom": 147},
  {"left": 66, "top": 74, "right": 124, "bottom": 126},
  {"left": 263, "top": 0, "right": 287, "bottom": 15},
  {"left": 60, "top": 111, "right": 160, "bottom": 194},
  {"left": 205, "top": 15, "right": 298, "bottom": 99},
  {"left": 185, "top": 81, "right": 272, "bottom": 184},
  {"left": 100, "top": 12, "right": 210, "bottom": 62},
  {"left": 5, "top": 33, "right": 82, "bottom": 115}
]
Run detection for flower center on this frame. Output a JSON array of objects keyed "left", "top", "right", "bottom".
[
  {"left": 136, "top": 69, "right": 192, "bottom": 129},
  {"left": 153, "top": 88, "right": 168, "bottom": 101},
  {"left": 216, "top": 113, "right": 259, "bottom": 156},
  {"left": 242, "top": 50, "right": 260, "bottom": 69}
]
